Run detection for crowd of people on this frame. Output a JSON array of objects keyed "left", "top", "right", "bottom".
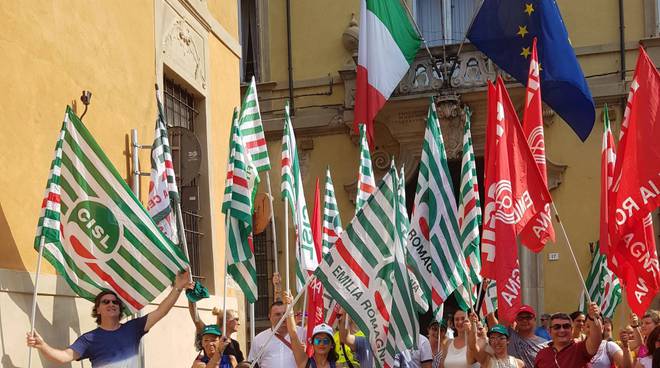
[{"left": 25, "top": 270, "right": 660, "bottom": 368}]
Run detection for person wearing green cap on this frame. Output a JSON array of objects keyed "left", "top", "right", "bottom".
[
  {"left": 467, "top": 321, "right": 524, "bottom": 368},
  {"left": 192, "top": 325, "right": 232, "bottom": 368}
]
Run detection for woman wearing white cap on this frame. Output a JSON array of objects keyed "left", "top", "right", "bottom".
[{"left": 285, "top": 292, "right": 339, "bottom": 368}]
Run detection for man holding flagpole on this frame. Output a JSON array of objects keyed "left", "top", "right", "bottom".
[{"left": 26, "top": 270, "right": 193, "bottom": 367}]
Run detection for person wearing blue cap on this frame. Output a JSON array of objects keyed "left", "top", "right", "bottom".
[
  {"left": 467, "top": 321, "right": 525, "bottom": 368},
  {"left": 192, "top": 324, "right": 232, "bottom": 368}
]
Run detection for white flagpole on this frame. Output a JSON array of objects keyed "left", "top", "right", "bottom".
[
  {"left": 250, "top": 303, "right": 256, "bottom": 342},
  {"left": 131, "top": 128, "right": 146, "bottom": 368},
  {"left": 551, "top": 202, "right": 591, "bottom": 303},
  {"left": 249, "top": 277, "right": 315, "bottom": 368},
  {"left": 27, "top": 237, "right": 45, "bottom": 368},
  {"left": 266, "top": 172, "right": 279, "bottom": 274},
  {"left": 284, "top": 201, "right": 290, "bottom": 292},
  {"left": 223, "top": 212, "right": 230, "bottom": 335},
  {"left": 301, "top": 288, "right": 308, "bottom": 331}
]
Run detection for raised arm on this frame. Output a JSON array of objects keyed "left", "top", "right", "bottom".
[
  {"left": 26, "top": 331, "right": 79, "bottom": 364},
  {"left": 146, "top": 269, "right": 194, "bottom": 331},
  {"left": 466, "top": 314, "right": 488, "bottom": 365},
  {"left": 283, "top": 291, "right": 308, "bottom": 367},
  {"left": 338, "top": 312, "right": 357, "bottom": 350},
  {"left": 617, "top": 330, "right": 634, "bottom": 368},
  {"left": 585, "top": 302, "right": 603, "bottom": 355},
  {"left": 188, "top": 301, "right": 205, "bottom": 333}
]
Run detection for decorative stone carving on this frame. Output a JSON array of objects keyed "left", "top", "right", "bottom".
[
  {"left": 547, "top": 159, "right": 568, "bottom": 190},
  {"left": 342, "top": 14, "right": 359, "bottom": 54},
  {"left": 435, "top": 95, "right": 466, "bottom": 160},
  {"left": 162, "top": 19, "right": 207, "bottom": 90}
]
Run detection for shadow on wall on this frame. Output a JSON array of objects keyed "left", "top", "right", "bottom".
[
  {"left": 0, "top": 204, "right": 84, "bottom": 367},
  {"left": 0, "top": 202, "right": 25, "bottom": 272}
]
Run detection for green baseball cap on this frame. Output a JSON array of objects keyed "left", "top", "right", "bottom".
[
  {"left": 201, "top": 324, "right": 222, "bottom": 336},
  {"left": 487, "top": 324, "right": 509, "bottom": 338}
]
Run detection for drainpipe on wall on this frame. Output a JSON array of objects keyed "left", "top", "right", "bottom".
[
  {"left": 618, "top": 0, "right": 626, "bottom": 122},
  {"left": 286, "top": 0, "right": 295, "bottom": 115}
]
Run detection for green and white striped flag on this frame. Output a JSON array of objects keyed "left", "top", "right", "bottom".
[
  {"left": 315, "top": 166, "right": 417, "bottom": 368},
  {"left": 222, "top": 111, "right": 259, "bottom": 302},
  {"left": 34, "top": 107, "right": 189, "bottom": 314},
  {"left": 148, "top": 92, "right": 180, "bottom": 244},
  {"left": 579, "top": 242, "right": 622, "bottom": 318},
  {"left": 222, "top": 108, "right": 239, "bottom": 212},
  {"left": 455, "top": 108, "right": 483, "bottom": 310},
  {"left": 281, "top": 102, "right": 318, "bottom": 292},
  {"left": 355, "top": 124, "right": 376, "bottom": 213},
  {"left": 239, "top": 76, "right": 270, "bottom": 172},
  {"left": 408, "top": 99, "right": 469, "bottom": 320},
  {"left": 322, "top": 166, "right": 342, "bottom": 255},
  {"left": 479, "top": 280, "right": 498, "bottom": 317}
]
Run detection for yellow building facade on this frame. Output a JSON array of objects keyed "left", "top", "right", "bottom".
[
  {"left": 244, "top": 0, "right": 660, "bottom": 333},
  {"left": 0, "top": 1, "right": 245, "bottom": 366}
]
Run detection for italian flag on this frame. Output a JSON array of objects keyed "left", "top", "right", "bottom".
[{"left": 354, "top": 0, "right": 421, "bottom": 146}]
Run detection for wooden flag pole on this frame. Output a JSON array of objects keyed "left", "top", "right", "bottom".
[
  {"left": 551, "top": 202, "right": 592, "bottom": 303},
  {"left": 249, "top": 277, "right": 315, "bottom": 368},
  {"left": 27, "top": 236, "right": 46, "bottom": 368}
]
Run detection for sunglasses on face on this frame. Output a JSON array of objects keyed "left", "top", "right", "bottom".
[
  {"left": 551, "top": 323, "right": 572, "bottom": 331},
  {"left": 489, "top": 335, "right": 508, "bottom": 342},
  {"left": 516, "top": 314, "right": 534, "bottom": 321},
  {"left": 313, "top": 337, "right": 331, "bottom": 345},
  {"left": 101, "top": 299, "right": 120, "bottom": 305}
]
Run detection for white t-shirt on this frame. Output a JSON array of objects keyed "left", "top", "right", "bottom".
[
  {"left": 394, "top": 334, "right": 433, "bottom": 368},
  {"left": 247, "top": 327, "right": 306, "bottom": 368}
]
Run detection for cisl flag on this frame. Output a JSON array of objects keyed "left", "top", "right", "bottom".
[
  {"left": 609, "top": 47, "right": 660, "bottom": 315},
  {"left": 480, "top": 78, "right": 553, "bottom": 323}
]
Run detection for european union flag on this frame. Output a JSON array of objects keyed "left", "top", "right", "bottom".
[{"left": 467, "top": 0, "right": 595, "bottom": 141}]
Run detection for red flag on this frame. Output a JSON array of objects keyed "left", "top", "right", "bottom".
[
  {"left": 600, "top": 105, "right": 617, "bottom": 267},
  {"left": 519, "top": 38, "right": 556, "bottom": 251},
  {"left": 608, "top": 47, "right": 660, "bottom": 315},
  {"left": 306, "top": 178, "right": 325, "bottom": 356},
  {"left": 481, "top": 78, "right": 553, "bottom": 323}
]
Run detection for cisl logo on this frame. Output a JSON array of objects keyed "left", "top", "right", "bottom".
[{"left": 64, "top": 200, "right": 122, "bottom": 261}]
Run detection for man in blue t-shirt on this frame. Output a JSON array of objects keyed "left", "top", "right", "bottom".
[{"left": 26, "top": 269, "right": 192, "bottom": 367}]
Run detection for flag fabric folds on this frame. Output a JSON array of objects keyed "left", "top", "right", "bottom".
[
  {"left": 239, "top": 76, "right": 270, "bottom": 172},
  {"left": 222, "top": 110, "right": 260, "bottom": 303},
  {"left": 34, "top": 107, "right": 189, "bottom": 314},
  {"left": 467, "top": 0, "right": 595, "bottom": 141},
  {"left": 600, "top": 105, "right": 616, "bottom": 262},
  {"left": 147, "top": 93, "right": 180, "bottom": 244},
  {"left": 408, "top": 99, "right": 468, "bottom": 320},
  {"left": 281, "top": 102, "right": 319, "bottom": 292},
  {"left": 579, "top": 242, "right": 622, "bottom": 319},
  {"left": 314, "top": 166, "right": 417, "bottom": 368},
  {"left": 353, "top": 0, "right": 421, "bottom": 146},
  {"left": 519, "top": 38, "right": 555, "bottom": 252},
  {"left": 608, "top": 47, "right": 660, "bottom": 316},
  {"left": 455, "top": 108, "right": 483, "bottom": 309},
  {"left": 322, "top": 167, "right": 343, "bottom": 256},
  {"left": 306, "top": 178, "right": 325, "bottom": 357},
  {"left": 355, "top": 124, "right": 377, "bottom": 213},
  {"left": 480, "top": 78, "right": 553, "bottom": 323}
]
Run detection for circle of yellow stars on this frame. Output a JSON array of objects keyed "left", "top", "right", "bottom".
[{"left": 518, "top": 3, "right": 534, "bottom": 59}]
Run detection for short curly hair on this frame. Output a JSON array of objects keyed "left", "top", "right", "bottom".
[{"left": 91, "top": 291, "right": 124, "bottom": 325}]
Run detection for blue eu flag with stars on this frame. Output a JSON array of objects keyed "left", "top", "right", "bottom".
[{"left": 467, "top": 0, "right": 595, "bottom": 141}]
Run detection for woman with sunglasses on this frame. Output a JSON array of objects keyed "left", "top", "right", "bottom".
[
  {"left": 284, "top": 292, "right": 339, "bottom": 368},
  {"left": 428, "top": 320, "right": 448, "bottom": 368},
  {"left": 467, "top": 322, "right": 524, "bottom": 368}
]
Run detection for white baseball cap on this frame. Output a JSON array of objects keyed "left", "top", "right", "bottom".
[{"left": 311, "top": 323, "right": 334, "bottom": 338}]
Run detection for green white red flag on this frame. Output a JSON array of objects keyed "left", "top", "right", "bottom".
[
  {"left": 520, "top": 38, "right": 555, "bottom": 252},
  {"left": 408, "top": 99, "right": 468, "bottom": 320},
  {"left": 322, "top": 167, "right": 343, "bottom": 324},
  {"left": 239, "top": 76, "right": 270, "bottom": 172},
  {"left": 608, "top": 47, "right": 660, "bottom": 316},
  {"left": 34, "top": 107, "right": 189, "bottom": 314},
  {"left": 355, "top": 124, "right": 376, "bottom": 213},
  {"left": 579, "top": 242, "right": 621, "bottom": 319},
  {"left": 281, "top": 102, "right": 319, "bottom": 292},
  {"left": 147, "top": 93, "right": 180, "bottom": 244},
  {"left": 455, "top": 108, "right": 482, "bottom": 309},
  {"left": 353, "top": 0, "right": 421, "bottom": 146},
  {"left": 222, "top": 111, "right": 259, "bottom": 303},
  {"left": 314, "top": 166, "right": 417, "bottom": 368}
]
